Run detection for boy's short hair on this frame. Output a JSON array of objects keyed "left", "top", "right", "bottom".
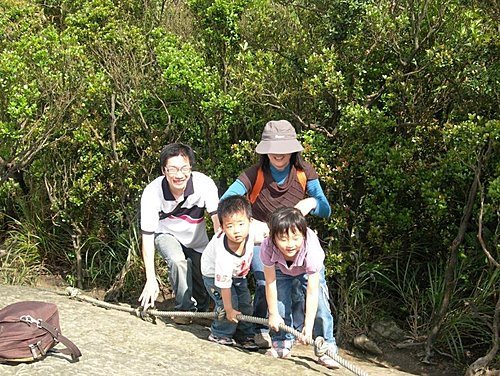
[
  {"left": 268, "top": 207, "right": 308, "bottom": 241},
  {"left": 159, "top": 143, "right": 195, "bottom": 172},
  {"left": 217, "top": 195, "right": 252, "bottom": 226}
]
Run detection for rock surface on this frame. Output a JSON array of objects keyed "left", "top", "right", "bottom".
[
  {"left": 352, "top": 334, "right": 383, "bottom": 356},
  {"left": 0, "top": 284, "right": 417, "bottom": 376}
]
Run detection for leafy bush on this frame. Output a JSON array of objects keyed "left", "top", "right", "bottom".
[{"left": 0, "top": 0, "right": 497, "bottom": 369}]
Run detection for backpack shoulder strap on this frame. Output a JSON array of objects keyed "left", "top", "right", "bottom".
[
  {"left": 38, "top": 319, "right": 82, "bottom": 361},
  {"left": 297, "top": 169, "right": 307, "bottom": 192},
  {"left": 248, "top": 168, "right": 265, "bottom": 204}
]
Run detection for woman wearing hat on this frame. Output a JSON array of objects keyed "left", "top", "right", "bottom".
[{"left": 220, "top": 120, "right": 337, "bottom": 367}]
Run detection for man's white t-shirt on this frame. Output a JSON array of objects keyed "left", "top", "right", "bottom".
[{"left": 140, "top": 172, "right": 219, "bottom": 253}]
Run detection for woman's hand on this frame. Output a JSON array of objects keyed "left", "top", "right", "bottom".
[
  {"left": 294, "top": 197, "right": 317, "bottom": 216},
  {"left": 251, "top": 219, "right": 269, "bottom": 244}
]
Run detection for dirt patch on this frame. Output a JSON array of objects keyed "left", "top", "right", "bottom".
[{"left": 342, "top": 342, "right": 462, "bottom": 376}]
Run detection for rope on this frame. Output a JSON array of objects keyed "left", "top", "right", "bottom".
[
  {"left": 237, "top": 313, "right": 368, "bottom": 376},
  {"left": 65, "top": 287, "right": 369, "bottom": 376}
]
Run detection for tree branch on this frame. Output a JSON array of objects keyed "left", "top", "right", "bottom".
[
  {"left": 477, "top": 143, "right": 499, "bottom": 268},
  {"left": 424, "top": 141, "right": 487, "bottom": 361},
  {"left": 465, "top": 293, "right": 500, "bottom": 375},
  {"left": 110, "top": 93, "right": 119, "bottom": 162}
]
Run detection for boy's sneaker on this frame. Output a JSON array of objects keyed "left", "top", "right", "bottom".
[
  {"left": 208, "top": 333, "right": 236, "bottom": 346},
  {"left": 235, "top": 337, "right": 259, "bottom": 351},
  {"left": 317, "top": 355, "right": 340, "bottom": 369},
  {"left": 254, "top": 332, "right": 272, "bottom": 349}
]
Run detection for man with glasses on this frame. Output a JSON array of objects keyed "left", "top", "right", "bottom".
[{"left": 139, "top": 143, "right": 220, "bottom": 323}]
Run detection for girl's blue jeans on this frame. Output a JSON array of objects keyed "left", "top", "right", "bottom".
[
  {"left": 252, "top": 246, "right": 332, "bottom": 341},
  {"left": 252, "top": 246, "right": 305, "bottom": 333},
  {"left": 271, "top": 268, "right": 337, "bottom": 352}
]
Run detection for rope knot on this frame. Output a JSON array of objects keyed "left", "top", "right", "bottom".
[
  {"left": 66, "top": 287, "right": 80, "bottom": 298},
  {"left": 314, "top": 336, "right": 328, "bottom": 357},
  {"left": 137, "top": 307, "right": 156, "bottom": 323},
  {"left": 134, "top": 307, "right": 144, "bottom": 318},
  {"left": 215, "top": 306, "right": 226, "bottom": 321}
]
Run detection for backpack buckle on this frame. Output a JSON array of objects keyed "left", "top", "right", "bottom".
[
  {"left": 20, "top": 315, "right": 42, "bottom": 328},
  {"left": 29, "top": 341, "right": 46, "bottom": 358}
]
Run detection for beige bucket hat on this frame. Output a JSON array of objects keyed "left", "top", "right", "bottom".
[{"left": 255, "top": 120, "right": 304, "bottom": 155}]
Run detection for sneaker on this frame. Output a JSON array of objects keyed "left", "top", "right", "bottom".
[
  {"left": 254, "top": 332, "right": 272, "bottom": 349},
  {"left": 317, "top": 355, "right": 340, "bottom": 369},
  {"left": 208, "top": 333, "right": 236, "bottom": 346},
  {"left": 170, "top": 315, "right": 192, "bottom": 325},
  {"left": 235, "top": 337, "right": 259, "bottom": 351},
  {"left": 265, "top": 347, "right": 291, "bottom": 359}
]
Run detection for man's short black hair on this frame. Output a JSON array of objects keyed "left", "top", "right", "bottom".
[
  {"left": 159, "top": 143, "right": 195, "bottom": 172},
  {"left": 217, "top": 195, "right": 252, "bottom": 226}
]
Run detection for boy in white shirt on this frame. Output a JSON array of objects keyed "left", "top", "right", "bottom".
[{"left": 201, "top": 195, "right": 259, "bottom": 350}]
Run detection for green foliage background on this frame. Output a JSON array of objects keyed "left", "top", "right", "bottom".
[{"left": 0, "top": 0, "right": 498, "bottom": 369}]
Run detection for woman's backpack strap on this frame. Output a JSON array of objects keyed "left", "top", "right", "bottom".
[{"left": 248, "top": 168, "right": 265, "bottom": 204}]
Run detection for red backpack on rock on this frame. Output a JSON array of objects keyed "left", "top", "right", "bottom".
[{"left": 0, "top": 301, "right": 81, "bottom": 363}]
